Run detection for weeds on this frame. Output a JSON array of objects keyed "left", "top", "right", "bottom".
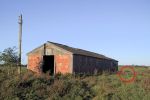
[{"left": 0, "top": 67, "right": 149, "bottom": 100}]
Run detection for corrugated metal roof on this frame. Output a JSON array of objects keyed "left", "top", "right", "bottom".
[{"left": 48, "top": 41, "right": 118, "bottom": 61}]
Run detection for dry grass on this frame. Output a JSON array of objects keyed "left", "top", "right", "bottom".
[{"left": 0, "top": 66, "right": 149, "bottom": 100}]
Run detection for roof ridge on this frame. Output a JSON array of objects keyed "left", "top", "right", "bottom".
[{"left": 48, "top": 41, "right": 117, "bottom": 61}]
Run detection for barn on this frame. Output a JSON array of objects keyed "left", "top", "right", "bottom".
[{"left": 27, "top": 41, "right": 118, "bottom": 75}]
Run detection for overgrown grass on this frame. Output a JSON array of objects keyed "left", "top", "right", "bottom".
[{"left": 0, "top": 66, "right": 149, "bottom": 100}]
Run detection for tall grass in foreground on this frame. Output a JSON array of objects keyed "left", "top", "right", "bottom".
[{"left": 0, "top": 66, "right": 149, "bottom": 100}]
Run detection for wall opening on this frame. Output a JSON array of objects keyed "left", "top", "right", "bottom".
[{"left": 42, "top": 55, "right": 54, "bottom": 75}]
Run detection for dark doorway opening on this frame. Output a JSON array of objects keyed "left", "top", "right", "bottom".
[{"left": 42, "top": 55, "right": 54, "bottom": 75}]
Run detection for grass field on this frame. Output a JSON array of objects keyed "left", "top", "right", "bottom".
[{"left": 0, "top": 66, "right": 149, "bottom": 100}]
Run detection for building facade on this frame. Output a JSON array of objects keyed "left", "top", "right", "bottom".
[{"left": 27, "top": 41, "right": 118, "bottom": 74}]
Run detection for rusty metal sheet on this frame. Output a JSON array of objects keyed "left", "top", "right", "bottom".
[
  {"left": 55, "top": 54, "right": 71, "bottom": 74},
  {"left": 28, "top": 55, "right": 42, "bottom": 73}
]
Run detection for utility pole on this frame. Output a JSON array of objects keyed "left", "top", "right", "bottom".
[{"left": 18, "top": 14, "right": 22, "bottom": 74}]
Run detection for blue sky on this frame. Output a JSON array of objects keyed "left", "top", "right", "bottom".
[{"left": 0, "top": 0, "right": 150, "bottom": 65}]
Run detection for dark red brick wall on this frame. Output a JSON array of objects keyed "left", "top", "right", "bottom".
[{"left": 73, "top": 54, "right": 118, "bottom": 74}]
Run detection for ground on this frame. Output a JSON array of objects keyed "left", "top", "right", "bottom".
[{"left": 0, "top": 66, "right": 149, "bottom": 100}]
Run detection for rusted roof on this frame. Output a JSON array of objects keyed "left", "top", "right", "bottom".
[{"left": 48, "top": 41, "right": 118, "bottom": 61}]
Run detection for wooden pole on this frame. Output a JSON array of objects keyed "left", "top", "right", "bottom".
[{"left": 18, "top": 14, "right": 22, "bottom": 74}]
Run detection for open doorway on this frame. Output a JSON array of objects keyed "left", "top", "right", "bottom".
[{"left": 42, "top": 55, "right": 54, "bottom": 75}]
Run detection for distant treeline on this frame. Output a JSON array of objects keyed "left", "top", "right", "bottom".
[
  {"left": 0, "top": 64, "right": 27, "bottom": 67},
  {"left": 119, "top": 65, "right": 150, "bottom": 68}
]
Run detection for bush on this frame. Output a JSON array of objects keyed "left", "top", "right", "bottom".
[{"left": 0, "top": 67, "right": 149, "bottom": 100}]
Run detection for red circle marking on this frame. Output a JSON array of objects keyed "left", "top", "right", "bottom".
[{"left": 117, "top": 66, "right": 136, "bottom": 83}]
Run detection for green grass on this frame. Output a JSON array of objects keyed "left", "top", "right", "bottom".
[{"left": 0, "top": 66, "right": 149, "bottom": 100}]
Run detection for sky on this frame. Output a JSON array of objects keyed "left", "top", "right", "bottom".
[{"left": 0, "top": 0, "right": 150, "bottom": 65}]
